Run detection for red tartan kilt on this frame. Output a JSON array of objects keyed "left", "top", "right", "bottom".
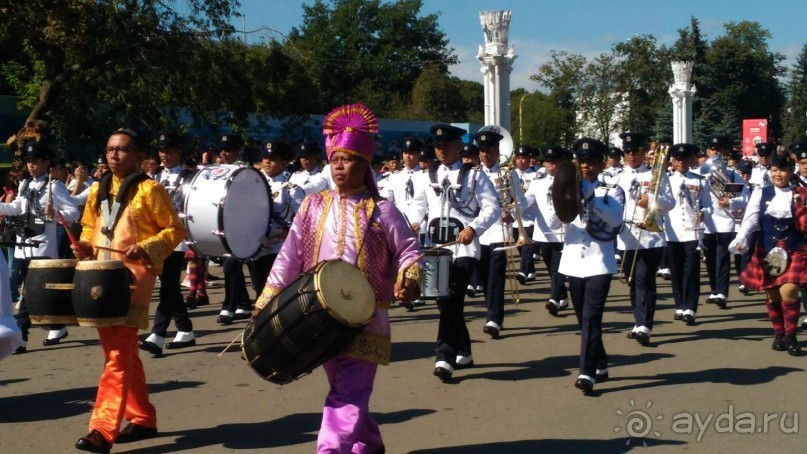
[{"left": 740, "top": 247, "right": 807, "bottom": 290}]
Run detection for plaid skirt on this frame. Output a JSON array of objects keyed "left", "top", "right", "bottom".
[{"left": 740, "top": 246, "right": 807, "bottom": 290}]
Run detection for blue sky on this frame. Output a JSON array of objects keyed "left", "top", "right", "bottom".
[{"left": 236, "top": 0, "right": 806, "bottom": 90}]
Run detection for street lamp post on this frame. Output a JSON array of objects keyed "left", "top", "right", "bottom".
[{"left": 519, "top": 93, "right": 529, "bottom": 144}]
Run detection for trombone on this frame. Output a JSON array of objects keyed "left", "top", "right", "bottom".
[{"left": 493, "top": 166, "right": 534, "bottom": 304}]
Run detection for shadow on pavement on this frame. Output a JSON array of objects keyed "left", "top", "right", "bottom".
[
  {"left": 127, "top": 408, "right": 436, "bottom": 453},
  {"left": 408, "top": 437, "right": 686, "bottom": 453},
  {"left": 605, "top": 366, "right": 804, "bottom": 394},
  {"left": 0, "top": 380, "right": 204, "bottom": 422}
]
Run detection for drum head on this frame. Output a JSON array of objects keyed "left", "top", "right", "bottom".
[
  {"left": 315, "top": 260, "right": 375, "bottom": 326},
  {"left": 222, "top": 168, "right": 272, "bottom": 259}
]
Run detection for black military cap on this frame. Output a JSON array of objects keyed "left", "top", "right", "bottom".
[
  {"left": 755, "top": 142, "right": 775, "bottom": 158},
  {"left": 729, "top": 149, "right": 743, "bottom": 161},
  {"left": 670, "top": 143, "right": 700, "bottom": 159},
  {"left": 474, "top": 131, "right": 504, "bottom": 149},
  {"left": 158, "top": 131, "right": 183, "bottom": 150},
  {"left": 790, "top": 141, "right": 807, "bottom": 160},
  {"left": 401, "top": 136, "right": 424, "bottom": 153},
  {"left": 96, "top": 153, "right": 107, "bottom": 165},
  {"left": 419, "top": 144, "right": 436, "bottom": 161},
  {"left": 607, "top": 147, "right": 623, "bottom": 158},
  {"left": 735, "top": 160, "right": 753, "bottom": 175},
  {"left": 22, "top": 141, "right": 52, "bottom": 161},
  {"left": 572, "top": 138, "right": 607, "bottom": 160},
  {"left": 619, "top": 132, "right": 648, "bottom": 152},
  {"left": 542, "top": 145, "right": 568, "bottom": 161},
  {"left": 529, "top": 146, "right": 542, "bottom": 159},
  {"left": 705, "top": 134, "right": 729, "bottom": 149},
  {"left": 297, "top": 141, "right": 322, "bottom": 156},
  {"left": 460, "top": 143, "right": 480, "bottom": 157},
  {"left": 430, "top": 124, "right": 467, "bottom": 144},
  {"left": 263, "top": 140, "right": 293, "bottom": 160},
  {"left": 219, "top": 133, "right": 242, "bottom": 149},
  {"left": 771, "top": 150, "right": 795, "bottom": 170},
  {"left": 514, "top": 146, "right": 530, "bottom": 158}
]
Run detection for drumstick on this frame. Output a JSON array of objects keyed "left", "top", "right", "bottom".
[
  {"left": 219, "top": 332, "right": 243, "bottom": 357},
  {"left": 94, "top": 245, "right": 127, "bottom": 255},
  {"left": 429, "top": 239, "right": 461, "bottom": 250},
  {"left": 56, "top": 211, "right": 79, "bottom": 248}
]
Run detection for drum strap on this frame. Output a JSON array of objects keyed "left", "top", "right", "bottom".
[{"left": 97, "top": 172, "right": 150, "bottom": 258}]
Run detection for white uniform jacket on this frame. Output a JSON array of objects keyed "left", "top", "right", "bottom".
[{"left": 616, "top": 164, "right": 675, "bottom": 250}]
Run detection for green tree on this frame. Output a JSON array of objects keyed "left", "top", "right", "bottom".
[
  {"left": 288, "top": 0, "right": 457, "bottom": 116},
  {"left": 511, "top": 89, "right": 566, "bottom": 148},
  {"left": 698, "top": 21, "right": 785, "bottom": 143},
  {"left": 531, "top": 50, "right": 586, "bottom": 144},
  {"left": 405, "top": 64, "right": 464, "bottom": 121},
  {"left": 578, "top": 53, "right": 624, "bottom": 143},
  {"left": 783, "top": 43, "right": 807, "bottom": 144},
  {"left": 612, "top": 35, "right": 671, "bottom": 135},
  {"left": 453, "top": 78, "right": 484, "bottom": 125},
  {"left": 670, "top": 17, "right": 709, "bottom": 144}
]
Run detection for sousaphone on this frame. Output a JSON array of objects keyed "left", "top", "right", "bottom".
[{"left": 552, "top": 160, "right": 583, "bottom": 223}]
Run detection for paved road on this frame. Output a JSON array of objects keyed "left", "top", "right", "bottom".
[{"left": 1, "top": 263, "right": 804, "bottom": 453}]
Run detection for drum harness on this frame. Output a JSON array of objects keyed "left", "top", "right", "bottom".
[
  {"left": 96, "top": 171, "right": 150, "bottom": 259},
  {"left": 427, "top": 163, "right": 479, "bottom": 243}
]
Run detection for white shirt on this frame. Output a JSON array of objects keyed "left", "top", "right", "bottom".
[
  {"left": 407, "top": 160, "right": 501, "bottom": 260},
  {"left": 381, "top": 167, "right": 427, "bottom": 225},
  {"left": 616, "top": 164, "right": 675, "bottom": 250},
  {"left": 731, "top": 185, "right": 793, "bottom": 252},
  {"left": 749, "top": 165, "right": 772, "bottom": 190},
  {"left": 261, "top": 171, "right": 305, "bottom": 255},
  {"left": 555, "top": 180, "right": 624, "bottom": 278},
  {"left": 664, "top": 170, "right": 709, "bottom": 243},
  {"left": 701, "top": 164, "right": 750, "bottom": 234},
  {"left": 0, "top": 175, "right": 79, "bottom": 259},
  {"left": 513, "top": 167, "right": 535, "bottom": 227},
  {"left": 157, "top": 165, "right": 189, "bottom": 252},
  {"left": 295, "top": 165, "right": 336, "bottom": 195},
  {"left": 524, "top": 172, "right": 563, "bottom": 243},
  {"left": 478, "top": 163, "right": 528, "bottom": 246}
]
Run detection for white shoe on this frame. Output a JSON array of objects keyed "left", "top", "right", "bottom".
[
  {"left": 145, "top": 333, "right": 166, "bottom": 349},
  {"left": 180, "top": 279, "right": 191, "bottom": 288}
]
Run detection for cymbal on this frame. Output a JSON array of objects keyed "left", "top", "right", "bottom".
[{"left": 552, "top": 161, "right": 581, "bottom": 223}]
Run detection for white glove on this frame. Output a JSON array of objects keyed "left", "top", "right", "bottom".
[
  {"left": 728, "top": 237, "right": 747, "bottom": 255},
  {"left": 581, "top": 179, "right": 595, "bottom": 201}
]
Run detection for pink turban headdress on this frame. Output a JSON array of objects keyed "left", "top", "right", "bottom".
[{"left": 323, "top": 103, "right": 380, "bottom": 191}]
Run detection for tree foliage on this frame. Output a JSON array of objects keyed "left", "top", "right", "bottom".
[{"left": 783, "top": 44, "right": 807, "bottom": 144}]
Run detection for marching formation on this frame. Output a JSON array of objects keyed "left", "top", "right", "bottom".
[{"left": 2, "top": 107, "right": 807, "bottom": 453}]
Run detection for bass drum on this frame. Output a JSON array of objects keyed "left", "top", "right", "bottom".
[
  {"left": 183, "top": 165, "right": 272, "bottom": 259},
  {"left": 242, "top": 260, "right": 375, "bottom": 385}
]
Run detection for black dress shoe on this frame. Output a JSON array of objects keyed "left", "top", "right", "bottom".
[
  {"left": 772, "top": 334, "right": 787, "bottom": 351},
  {"left": 233, "top": 312, "right": 252, "bottom": 321},
  {"left": 715, "top": 298, "right": 727, "bottom": 309},
  {"left": 801, "top": 321, "right": 807, "bottom": 332},
  {"left": 575, "top": 377, "right": 594, "bottom": 394},
  {"left": 116, "top": 422, "right": 158, "bottom": 443},
  {"left": 483, "top": 324, "right": 500, "bottom": 339},
  {"left": 217, "top": 315, "right": 233, "bottom": 325},
  {"left": 75, "top": 430, "right": 110, "bottom": 453},
  {"left": 455, "top": 360, "right": 474, "bottom": 370},
  {"left": 596, "top": 371, "right": 610, "bottom": 383},
  {"left": 634, "top": 332, "right": 650, "bottom": 345},
  {"left": 165, "top": 339, "right": 196, "bottom": 350},
  {"left": 786, "top": 336, "right": 802, "bottom": 357},
  {"left": 195, "top": 295, "right": 210, "bottom": 306},
  {"left": 546, "top": 301, "right": 559, "bottom": 317},
  {"left": 433, "top": 366, "right": 452, "bottom": 382},
  {"left": 683, "top": 314, "right": 696, "bottom": 325},
  {"left": 137, "top": 340, "right": 163, "bottom": 356},
  {"left": 42, "top": 331, "right": 68, "bottom": 346},
  {"left": 13, "top": 345, "right": 26, "bottom": 355},
  {"left": 626, "top": 331, "right": 637, "bottom": 339},
  {"left": 516, "top": 272, "right": 527, "bottom": 285},
  {"left": 465, "top": 286, "right": 476, "bottom": 298},
  {"left": 184, "top": 297, "right": 198, "bottom": 309},
  {"left": 673, "top": 313, "right": 684, "bottom": 321}
]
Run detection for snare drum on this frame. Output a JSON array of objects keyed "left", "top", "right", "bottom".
[
  {"left": 72, "top": 260, "right": 131, "bottom": 327},
  {"left": 183, "top": 165, "right": 272, "bottom": 259},
  {"left": 242, "top": 260, "right": 375, "bottom": 385},
  {"left": 24, "top": 259, "right": 78, "bottom": 325},
  {"left": 421, "top": 249, "right": 453, "bottom": 299}
]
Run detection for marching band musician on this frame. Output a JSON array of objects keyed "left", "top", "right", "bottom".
[
  {"left": 139, "top": 131, "right": 197, "bottom": 357},
  {"left": 553, "top": 138, "right": 624, "bottom": 394},
  {"left": 253, "top": 104, "right": 423, "bottom": 453},
  {"left": 616, "top": 132, "right": 675, "bottom": 345},
  {"left": 748, "top": 142, "right": 775, "bottom": 191},
  {"left": 794, "top": 144, "right": 807, "bottom": 187},
  {"left": 72, "top": 128, "right": 186, "bottom": 453},
  {"left": 407, "top": 123, "right": 501, "bottom": 382},
  {"left": 700, "top": 134, "right": 750, "bottom": 309},
  {"left": 462, "top": 143, "right": 485, "bottom": 298},
  {"left": 600, "top": 146, "right": 624, "bottom": 186},
  {"left": 1, "top": 141, "right": 79, "bottom": 353},
  {"left": 254, "top": 140, "right": 304, "bottom": 296},
  {"left": 512, "top": 146, "right": 537, "bottom": 283},
  {"left": 386, "top": 150, "right": 401, "bottom": 173},
  {"left": 460, "top": 142, "right": 481, "bottom": 168},
  {"left": 729, "top": 147, "right": 807, "bottom": 356},
  {"left": 476, "top": 129, "right": 529, "bottom": 339},
  {"left": 216, "top": 134, "right": 254, "bottom": 325},
  {"left": 524, "top": 146, "right": 570, "bottom": 316},
  {"left": 289, "top": 140, "right": 324, "bottom": 189},
  {"left": 664, "top": 144, "right": 710, "bottom": 325}
]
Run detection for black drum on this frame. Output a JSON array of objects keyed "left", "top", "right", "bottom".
[
  {"left": 23, "top": 259, "right": 78, "bottom": 325},
  {"left": 242, "top": 260, "right": 375, "bottom": 385},
  {"left": 71, "top": 260, "right": 132, "bottom": 327}
]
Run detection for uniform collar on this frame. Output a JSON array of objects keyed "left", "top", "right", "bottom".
[
  {"left": 440, "top": 160, "right": 462, "bottom": 172},
  {"left": 163, "top": 165, "right": 182, "bottom": 175}
]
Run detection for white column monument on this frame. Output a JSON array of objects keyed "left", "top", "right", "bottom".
[
  {"left": 477, "top": 10, "right": 516, "bottom": 130},
  {"left": 669, "top": 61, "right": 696, "bottom": 144}
]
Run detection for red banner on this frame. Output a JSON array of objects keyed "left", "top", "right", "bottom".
[{"left": 742, "top": 119, "right": 767, "bottom": 156}]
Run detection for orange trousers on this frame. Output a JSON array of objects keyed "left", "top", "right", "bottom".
[{"left": 89, "top": 326, "right": 156, "bottom": 443}]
